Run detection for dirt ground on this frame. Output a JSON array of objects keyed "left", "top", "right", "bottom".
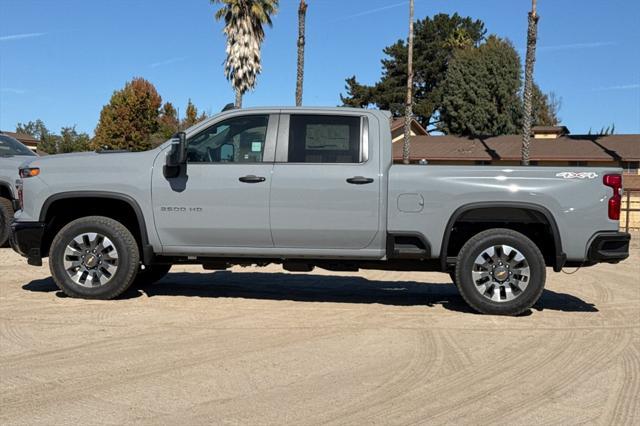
[{"left": 1, "top": 243, "right": 638, "bottom": 425}]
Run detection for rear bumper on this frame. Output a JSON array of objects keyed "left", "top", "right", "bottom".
[
  {"left": 586, "top": 232, "right": 631, "bottom": 263},
  {"left": 9, "top": 221, "right": 45, "bottom": 266}
]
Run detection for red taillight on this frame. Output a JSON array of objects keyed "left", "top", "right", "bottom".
[{"left": 603, "top": 174, "right": 622, "bottom": 220}]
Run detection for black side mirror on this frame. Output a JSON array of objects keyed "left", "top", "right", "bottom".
[{"left": 164, "top": 132, "right": 187, "bottom": 178}]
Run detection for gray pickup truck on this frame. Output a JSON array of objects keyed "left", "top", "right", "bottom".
[
  {"left": 0, "top": 134, "right": 37, "bottom": 246},
  {"left": 10, "top": 107, "right": 630, "bottom": 315}
]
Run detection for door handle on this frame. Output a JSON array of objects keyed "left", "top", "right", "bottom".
[
  {"left": 239, "top": 175, "right": 266, "bottom": 184},
  {"left": 346, "top": 176, "right": 374, "bottom": 185}
]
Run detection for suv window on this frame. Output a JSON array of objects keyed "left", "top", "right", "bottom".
[
  {"left": 186, "top": 115, "right": 269, "bottom": 163},
  {"left": 0, "top": 135, "right": 36, "bottom": 157},
  {"left": 288, "top": 115, "right": 361, "bottom": 163}
]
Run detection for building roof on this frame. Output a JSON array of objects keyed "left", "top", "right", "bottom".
[
  {"left": 392, "top": 135, "right": 492, "bottom": 161},
  {"left": 593, "top": 135, "right": 640, "bottom": 161},
  {"left": 0, "top": 131, "right": 39, "bottom": 146},
  {"left": 390, "top": 118, "right": 428, "bottom": 136},
  {"left": 484, "top": 135, "right": 614, "bottom": 161},
  {"left": 393, "top": 134, "right": 640, "bottom": 162}
]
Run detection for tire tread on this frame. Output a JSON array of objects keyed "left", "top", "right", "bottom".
[
  {"left": 49, "top": 216, "right": 139, "bottom": 299},
  {"left": 454, "top": 228, "right": 546, "bottom": 316},
  {"left": 0, "top": 197, "right": 14, "bottom": 247}
]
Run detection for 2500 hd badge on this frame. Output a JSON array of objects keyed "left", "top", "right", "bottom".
[{"left": 160, "top": 207, "right": 203, "bottom": 212}]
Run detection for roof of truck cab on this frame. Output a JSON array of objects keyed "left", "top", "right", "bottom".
[{"left": 235, "top": 106, "right": 391, "bottom": 114}]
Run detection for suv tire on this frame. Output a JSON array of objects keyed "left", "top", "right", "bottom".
[
  {"left": 0, "top": 197, "right": 14, "bottom": 247},
  {"left": 455, "top": 228, "right": 546, "bottom": 316},
  {"left": 49, "top": 216, "right": 140, "bottom": 299}
]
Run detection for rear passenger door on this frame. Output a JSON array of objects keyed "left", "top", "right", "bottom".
[{"left": 269, "top": 113, "right": 381, "bottom": 250}]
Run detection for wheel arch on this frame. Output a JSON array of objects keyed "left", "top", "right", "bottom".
[
  {"left": 440, "top": 202, "right": 565, "bottom": 272},
  {"left": 39, "top": 191, "right": 151, "bottom": 261},
  {"left": 0, "top": 182, "right": 14, "bottom": 200}
]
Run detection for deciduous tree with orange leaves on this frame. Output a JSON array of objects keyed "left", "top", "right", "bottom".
[{"left": 92, "top": 77, "right": 162, "bottom": 151}]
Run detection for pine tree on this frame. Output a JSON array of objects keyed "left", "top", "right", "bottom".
[
  {"left": 439, "top": 36, "right": 522, "bottom": 136},
  {"left": 341, "top": 13, "right": 486, "bottom": 128}
]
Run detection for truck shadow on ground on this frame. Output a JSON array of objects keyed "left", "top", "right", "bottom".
[{"left": 22, "top": 271, "right": 598, "bottom": 315}]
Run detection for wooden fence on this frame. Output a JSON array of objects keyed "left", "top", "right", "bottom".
[{"left": 621, "top": 189, "right": 640, "bottom": 232}]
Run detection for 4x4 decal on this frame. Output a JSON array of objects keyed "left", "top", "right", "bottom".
[{"left": 555, "top": 172, "right": 599, "bottom": 179}]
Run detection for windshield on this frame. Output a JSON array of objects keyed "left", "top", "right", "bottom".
[{"left": 0, "top": 135, "right": 36, "bottom": 157}]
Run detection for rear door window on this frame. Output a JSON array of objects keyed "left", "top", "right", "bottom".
[{"left": 287, "top": 115, "right": 361, "bottom": 163}]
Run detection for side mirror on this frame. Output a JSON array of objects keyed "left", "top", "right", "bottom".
[{"left": 164, "top": 132, "right": 187, "bottom": 178}]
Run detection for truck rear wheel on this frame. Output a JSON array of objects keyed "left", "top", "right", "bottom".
[
  {"left": 0, "top": 197, "right": 14, "bottom": 247},
  {"left": 454, "top": 228, "right": 546, "bottom": 316},
  {"left": 49, "top": 216, "right": 140, "bottom": 299}
]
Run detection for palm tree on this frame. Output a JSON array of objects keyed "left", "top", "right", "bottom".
[
  {"left": 296, "top": 0, "right": 307, "bottom": 106},
  {"left": 212, "top": 0, "right": 279, "bottom": 108},
  {"left": 521, "top": 0, "right": 539, "bottom": 165},
  {"left": 402, "top": 0, "right": 415, "bottom": 165}
]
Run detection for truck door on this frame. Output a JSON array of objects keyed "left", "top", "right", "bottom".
[
  {"left": 151, "top": 113, "right": 278, "bottom": 251},
  {"left": 269, "top": 113, "right": 381, "bottom": 250}
]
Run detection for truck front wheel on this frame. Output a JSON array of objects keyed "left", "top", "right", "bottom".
[
  {"left": 0, "top": 197, "right": 14, "bottom": 247},
  {"left": 454, "top": 228, "right": 546, "bottom": 316},
  {"left": 49, "top": 216, "right": 140, "bottom": 299}
]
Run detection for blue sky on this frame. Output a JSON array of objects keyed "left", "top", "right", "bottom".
[{"left": 1, "top": 0, "right": 639, "bottom": 135}]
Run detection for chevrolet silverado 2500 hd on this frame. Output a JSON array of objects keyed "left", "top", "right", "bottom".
[
  {"left": 0, "top": 134, "right": 37, "bottom": 246},
  {"left": 10, "top": 107, "right": 631, "bottom": 315}
]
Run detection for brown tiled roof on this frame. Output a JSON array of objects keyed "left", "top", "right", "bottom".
[
  {"left": 593, "top": 135, "right": 640, "bottom": 161},
  {"left": 0, "top": 131, "right": 39, "bottom": 146},
  {"left": 484, "top": 135, "right": 614, "bottom": 161},
  {"left": 392, "top": 135, "right": 492, "bottom": 161},
  {"left": 390, "top": 118, "right": 428, "bottom": 136},
  {"left": 393, "top": 134, "right": 640, "bottom": 162}
]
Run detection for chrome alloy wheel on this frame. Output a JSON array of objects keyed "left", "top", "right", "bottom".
[
  {"left": 471, "top": 245, "right": 530, "bottom": 303},
  {"left": 63, "top": 232, "right": 119, "bottom": 287}
]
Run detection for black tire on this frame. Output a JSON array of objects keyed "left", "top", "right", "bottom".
[
  {"left": 49, "top": 216, "right": 140, "bottom": 299},
  {"left": 133, "top": 264, "right": 172, "bottom": 287},
  {"left": 455, "top": 228, "right": 546, "bottom": 316},
  {"left": 448, "top": 270, "right": 457, "bottom": 284},
  {"left": 0, "top": 197, "right": 14, "bottom": 247}
]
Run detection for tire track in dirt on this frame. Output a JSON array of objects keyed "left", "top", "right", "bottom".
[
  {"left": 316, "top": 330, "right": 442, "bottom": 425},
  {"left": 608, "top": 341, "right": 640, "bottom": 425},
  {"left": 0, "top": 317, "right": 36, "bottom": 353},
  {"left": 0, "top": 326, "right": 346, "bottom": 416},
  {"left": 376, "top": 330, "right": 581, "bottom": 424},
  {"left": 477, "top": 330, "right": 631, "bottom": 424}
]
